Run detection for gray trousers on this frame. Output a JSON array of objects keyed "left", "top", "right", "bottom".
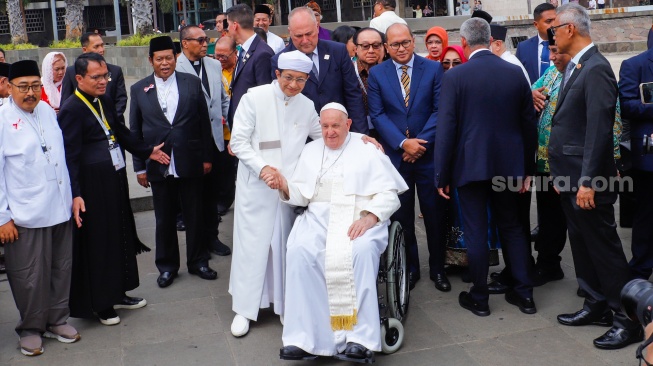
[{"left": 5, "top": 220, "right": 73, "bottom": 337}]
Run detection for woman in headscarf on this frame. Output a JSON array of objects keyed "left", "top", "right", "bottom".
[
  {"left": 425, "top": 26, "right": 448, "bottom": 62},
  {"left": 41, "top": 52, "right": 67, "bottom": 113},
  {"left": 440, "top": 45, "right": 467, "bottom": 71},
  {"left": 305, "top": 1, "right": 332, "bottom": 41}
]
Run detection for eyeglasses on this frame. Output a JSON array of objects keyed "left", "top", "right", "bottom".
[
  {"left": 88, "top": 72, "right": 112, "bottom": 81},
  {"left": 549, "top": 23, "right": 570, "bottom": 36},
  {"left": 426, "top": 40, "right": 442, "bottom": 46},
  {"left": 185, "top": 37, "right": 209, "bottom": 44},
  {"left": 215, "top": 50, "right": 236, "bottom": 60},
  {"left": 388, "top": 40, "right": 412, "bottom": 50},
  {"left": 442, "top": 60, "right": 462, "bottom": 67},
  {"left": 10, "top": 83, "right": 42, "bottom": 93},
  {"left": 280, "top": 74, "right": 307, "bottom": 85},
  {"left": 357, "top": 43, "right": 383, "bottom": 50}
]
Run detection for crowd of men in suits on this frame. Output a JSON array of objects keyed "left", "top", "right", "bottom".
[{"left": 2, "top": 0, "right": 653, "bottom": 360}]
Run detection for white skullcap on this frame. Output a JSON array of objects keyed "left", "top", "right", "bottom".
[
  {"left": 278, "top": 50, "right": 313, "bottom": 74},
  {"left": 320, "top": 102, "right": 348, "bottom": 117}
]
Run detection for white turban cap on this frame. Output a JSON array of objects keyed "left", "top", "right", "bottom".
[
  {"left": 278, "top": 50, "right": 314, "bottom": 74},
  {"left": 320, "top": 102, "right": 348, "bottom": 117}
]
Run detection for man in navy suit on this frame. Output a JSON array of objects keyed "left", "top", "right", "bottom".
[
  {"left": 367, "top": 23, "right": 449, "bottom": 292},
  {"left": 226, "top": 4, "right": 274, "bottom": 128},
  {"left": 619, "top": 45, "right": 653, "bottom": 280},
  {"left": 516, "top": 2, "right": 557, "bottom": 84},
  {"left": 271, "top": 7, "right": 367, "bottom": 135},
  {"left": 434, "top": 18, "right": 538, "bottom": 317}
]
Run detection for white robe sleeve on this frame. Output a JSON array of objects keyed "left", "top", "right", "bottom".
[
  {"left": 230, "top": 93, "right": 268, "bottom": 177},
  {"left": 280, "top": 181, "right": 311, "bottom": 208},
  {"left": 360, "top": 190, "right": 400, "bottom": 224}
]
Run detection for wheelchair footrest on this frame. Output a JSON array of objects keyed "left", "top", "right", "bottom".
[{"left": 333, "top": 352, "right": 375, "bottom": 363}]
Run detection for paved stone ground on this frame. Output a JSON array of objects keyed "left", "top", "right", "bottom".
[{"left": 0, "top": 51, "right": 646, "bottom": 366}]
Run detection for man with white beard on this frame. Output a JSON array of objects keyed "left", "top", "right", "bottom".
[{"left": 268, "top": 103, "right": 407, "bottom": 362}]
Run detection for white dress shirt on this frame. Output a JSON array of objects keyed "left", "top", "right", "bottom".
[
  {"left": 154, "top": 72, "right": 179, "bottom": 177},
  {"left": 0, "top": 99, "right": 72, "bottom": 228}
]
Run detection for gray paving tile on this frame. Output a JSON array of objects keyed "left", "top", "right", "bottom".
[
  {"left": 10, "top": 348, "right": 122, "bottom": 366},
  {"left": 123, "top": 333, "right": 235, "bottom": 366},
  {"left": 398, "top": 306, "right": 456, "bottom": 352},
  {"left": 461, "top": 327, "right": 608, "bottom": 366},
  {"left": 377, "top": 345, "right": 481, "bottom": 366},
  {"left": 421, "top": 295, "right": 552, "bottom": 343},
  {"left": 119, "top": 297, "right": 221, "bottom": 347}
]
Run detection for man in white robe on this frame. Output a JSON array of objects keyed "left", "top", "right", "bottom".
[
  {"left": 0, "top": 60, "right": 79, "bottom": 356},
  {"left": 228, "top": 50, "right": 322, "bottom": 337},
  {"left": 267, "top": 103, "right": 408, "bottom": 361}
]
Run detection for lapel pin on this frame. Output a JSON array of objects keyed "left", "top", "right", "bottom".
[
  {"left": 324, "top": 54, "right": 330, "bottom": 60},
  {"left": 576, "top": 64, "right": 582, "bottom": 70},
  {"left": 144, "top": 84, "right": 155, "bottom": 93}
]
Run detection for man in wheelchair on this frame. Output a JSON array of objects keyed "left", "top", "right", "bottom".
[{"left": 261, "top": 103, "right": 408, "bottom": 362}]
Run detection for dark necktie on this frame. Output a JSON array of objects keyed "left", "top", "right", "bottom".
[
  {"left": 400, "top": 65, "right": 410, "bottom": 107},
  {"left": 559, "top": 61, "right": 576, "bottom": 97},
  {"left": 306, "top": 52, "right": 318, "bottom": 78},
  {"left": 235, "top": 47, "right": 245, "bottom": 75},
  {"left": 540, "top": 40, "right": 549, "bottom": 77}
]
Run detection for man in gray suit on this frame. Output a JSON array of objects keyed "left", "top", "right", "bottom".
[
  {"left": 549, "top": 3, "right": 642, "bottom": 350},
  {"left": 177, "top": 25, "right": 232, "bottom": 256}
]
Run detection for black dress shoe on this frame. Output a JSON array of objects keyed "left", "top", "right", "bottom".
[
  {"left": 487, "top": 279, "right": 511, "bottom": 294},
  {"left": 344, "top": 342, "right": 373, "bottom": 359},
  {"left": 409, "top": 272, "right": 420, "bottom": 290},
  {"left": 532, "top": 266, "right": 564, "bottom": 287},
  {"left": 188, "top": 266, "right": 218, "bottom": 280},
  {"left": 530, "top": 226, "right": 539, "bottom": 242},
  {"left": 430, "top": 273, "right": 451, "bottom": 292},
  {"left": 577, "top": 287, "right": 588, "bottom": 297},
  {"left": 157, "top": 272, "right": 177, "bottom": 288},
  {"left": 557, "top": 309, "right": 613, "bottom": 326},
  {"left": 279, "top": 345, "right": 318, "bottom": 360},
  {"left": 505, "top": 290, "right": 537, "bottom": 314},
  {"left": 209, "top": 239, "right": 231, "bottom": 256},
  {"left": 459, "top": 291, "right": 490, "bottom": 317},
  {"left": 593, "top": 326, "right": 644, "bottom": 350},
  {"left": 176, "top": 220, "right": 186, "bottom": 231}
]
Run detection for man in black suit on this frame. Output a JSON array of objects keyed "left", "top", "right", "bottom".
[
  {"left": 549, "top": 4, "right": 643, "bottom": 350},
  {"left": 130, "top": 36, "right": 217, "bottom": 288},
  {"left": 434, "top": 17, "right": 537, "bottom": 317},
  {"left": 271, "top": 7, "right": 368, "bottom": 134},
  {"left": 226, "top": 4, "right": 274, "bottom": 128},
  {"left": 60, "top": 33, "right": 128, "bottom": 125}
]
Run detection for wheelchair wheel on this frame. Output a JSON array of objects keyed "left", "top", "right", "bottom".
[
  {"left": 386, "top": 221, "right": 409, "bottom": 322},
  {"left": 381, "top": 318, "right": 404, "bottom": 354}
]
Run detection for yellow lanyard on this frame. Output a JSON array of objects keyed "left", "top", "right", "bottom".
[{"left": 74, "top": 89, "right": 116, "bottom": 144}]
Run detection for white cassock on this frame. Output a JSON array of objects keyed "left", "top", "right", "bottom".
[
  {"left": 281, "top": 133, "right": 408, "bottom": 356},
  {"left": 229, "top": 81, "right": 322, "bottom": 321}
]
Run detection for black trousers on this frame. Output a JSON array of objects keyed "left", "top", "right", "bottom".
[
  {"left": 151, "top": 176, "right": 209, "bottom": 273},
  {"left": 534, "top": 173, "right": 568, "bottom": 269},
  {"left": 629, "top": 169, "right": 653, "bottom": 279},
  {"left": 495, "top": 184, "right": 533, "bottom": 282},
  {"left": 458, "top": 180, "right": 533, "bottom": 305},
  {"left": 560, "top": 192, "right": 636, "bottom": 329}
]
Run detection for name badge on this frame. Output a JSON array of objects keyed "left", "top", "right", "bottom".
[
  {"left": 45, "top": 165, "right": 57, "bottom": 181},
  {"left": 109, "top": 144, "right": 126, "bottom": 171}
]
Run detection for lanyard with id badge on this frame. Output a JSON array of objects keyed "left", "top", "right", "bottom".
[
  {"left": 75, "top": 90, "right": 126, "bottom": 170},
  {"left": 14, "top": 102, "right": 58, "bottom": 181}
]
